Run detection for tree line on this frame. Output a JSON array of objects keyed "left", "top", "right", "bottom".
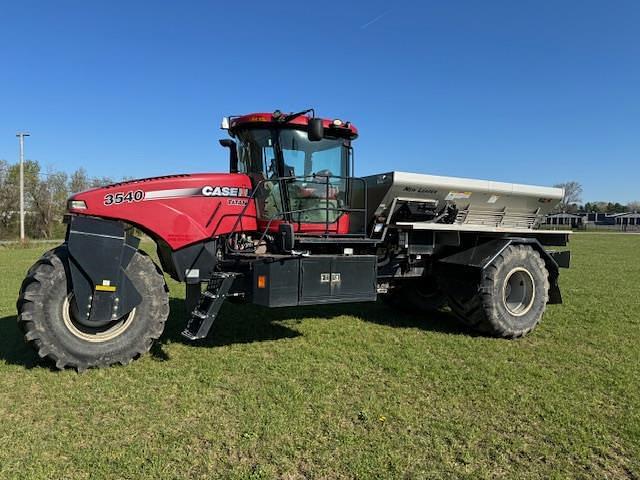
[
  {"left": 553, "top": 181, "right": 639, "bottom": 214},
  {"left": 0, "top": 159, "right": 116, "bottom": 239}
]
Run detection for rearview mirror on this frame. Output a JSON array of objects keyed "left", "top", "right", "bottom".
[
  {"left": 219, "top": 139, "right": 238, "bottom": 173},
  {"left": 308, "top": 118, "right": 324, "bottom": 141}
]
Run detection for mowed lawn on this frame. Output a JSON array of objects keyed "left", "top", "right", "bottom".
[{"left": 0, "top": 234, "right": 638, "bottom": 479}]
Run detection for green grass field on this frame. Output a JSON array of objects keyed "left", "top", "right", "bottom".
[{"left": 0, "top": 234, "right": 638, "bottom": 479}]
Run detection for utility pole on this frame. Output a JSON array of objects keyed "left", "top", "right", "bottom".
[{"left": 16, "top": 132, "right": 30, "bottom": 243}]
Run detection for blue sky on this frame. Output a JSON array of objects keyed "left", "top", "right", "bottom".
[{"left": 1, "top": 0, "right": 638, "bottom": 203}]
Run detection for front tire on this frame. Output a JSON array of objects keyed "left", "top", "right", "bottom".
[{"left": 17, "top": 245, "right": 169, "bottom": 371}]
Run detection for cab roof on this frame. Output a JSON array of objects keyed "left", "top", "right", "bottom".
[{"left": 228, "top": 112, "right": 358, "bottom": 139}]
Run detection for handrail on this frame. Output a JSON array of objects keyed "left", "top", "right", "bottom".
[
  {"left": 213, "top": 173, "right": 369, "bottom": 243},
  {"left": 256, "top": 205, "right": 368, "bottom": 245}
]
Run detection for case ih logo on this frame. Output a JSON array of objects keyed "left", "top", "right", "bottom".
[{"left": 201, "top": 186, "right": 250, "bottom": 197}]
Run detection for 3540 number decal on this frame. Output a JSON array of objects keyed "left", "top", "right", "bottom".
[{"left": 104, "top": 190, "right": 145, "bottom": 206}]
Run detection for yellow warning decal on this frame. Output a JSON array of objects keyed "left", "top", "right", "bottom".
[{"left": 95, "top": 285, "right": 117, "bottom": 292}]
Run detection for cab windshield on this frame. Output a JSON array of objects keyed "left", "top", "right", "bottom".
[
  {"left": 234, "top": 127, "right": 350, "bottom": 224},
  {"left": 234, "top": 128, "right": 348, "bottom": 179}
]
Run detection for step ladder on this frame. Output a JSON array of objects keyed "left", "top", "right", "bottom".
[{"left": 181, "top": 273, "right": 237, "bottom": 341}]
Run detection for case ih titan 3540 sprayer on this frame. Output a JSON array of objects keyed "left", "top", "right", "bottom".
[{"left": 17, "top": 109, "right": 571, "bottom": 370}]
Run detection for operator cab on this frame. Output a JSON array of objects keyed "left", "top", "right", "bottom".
[{"left": 221, "top": 110, "right": 363, "bottom": 237}]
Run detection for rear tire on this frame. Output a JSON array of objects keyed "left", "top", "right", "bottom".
[
  {"left": 17, "top": 245, "right": 169, "bottom": 371},
  {"left": 446, "top": 244, "right": 549, "bottom": 338}
]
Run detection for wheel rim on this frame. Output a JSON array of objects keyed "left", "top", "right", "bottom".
[
  {"left": 62, "top": 294, "right": 136, "bottom": 343},
  {"left": 502, "top": 267, "right": 536, "bottom": 317}
]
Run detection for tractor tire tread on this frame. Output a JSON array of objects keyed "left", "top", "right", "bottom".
[
  {"left": 446, "top": 245, "right": 549, "bottom": 338},
  {"left": 17, "top": 244, "right": 169, "bottom": 371}
]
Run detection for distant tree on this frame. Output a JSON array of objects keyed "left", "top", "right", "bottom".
[
  {"left": 605, "top": 202, "right": 627, "bottom": 214},
  {"left": 594, "top": 202, "right": 608, "bottom": 213},
  {"left": 566, "top": 203, "right": 580, "bottom": 214},
  {"left": 28, "top": 169, "right": 69, "bottom": 238},
  {"left": 583, "top": 202, "right": 610, "bottom": 213},
  {"left": 69, "top": 168, "right": 91, "bottom": 194},
  {"left": 90, "top": 176, "right": 115, "bottom": 188},
  {"left": 0, "top": 160, "right": 65, "bottom": 238},
  {"left": 553, "top": 181, "right": 583, "bottom": 212},
  {"left": 0, "top": 160, "right": 42, "bottom": 238},
  {"left": 0, "top": 159, "right": 17, "bottom": 236},
  {"left": 627, "top": 201, "right": 640, "bottom": 213}
]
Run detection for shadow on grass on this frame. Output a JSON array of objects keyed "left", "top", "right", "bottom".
[
  {"left": 152, "top": 298, "right": 305, "bottom": 357},
  {"left": 151, "top": 297, "right": 470, "bottom": 358},
  {"left": 0, "top": 315, "right": 42, "bottom": 369},
  {"left": 0, "top": 299, "right": 470, "bottom": 368}
]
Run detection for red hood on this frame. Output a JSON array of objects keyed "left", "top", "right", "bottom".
[{"left": 69, "top": 172, "right": 257, "bottom": 249}]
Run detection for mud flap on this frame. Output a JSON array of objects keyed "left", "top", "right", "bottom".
[
  {"left": 436, "top": 237, "right": 567, "bottom": 305},
  {"left": 66, "top": 216, "right": 142, "bottom": 326}
]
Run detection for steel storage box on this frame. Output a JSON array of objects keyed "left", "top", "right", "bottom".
[{"left": 252, "top": 255, "right": 377, "bottom": 307}]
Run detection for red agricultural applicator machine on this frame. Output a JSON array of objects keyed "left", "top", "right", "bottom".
[{"left": 17, "top": 109, "right": 570, "bottom": 370}]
